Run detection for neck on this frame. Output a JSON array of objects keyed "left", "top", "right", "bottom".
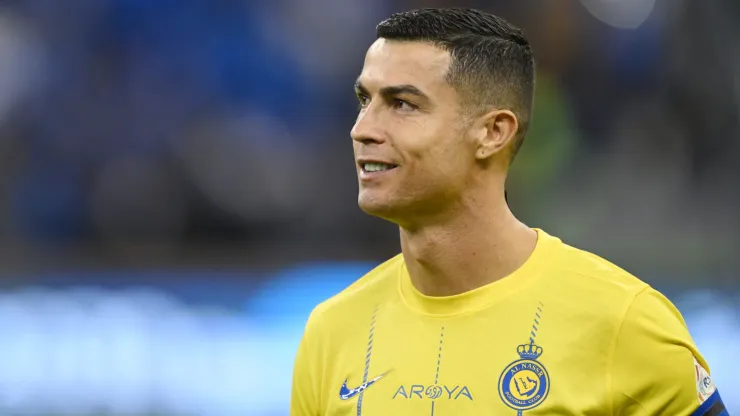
[{"left": 399, "top": 190, "right": 537, "bottom": 297}]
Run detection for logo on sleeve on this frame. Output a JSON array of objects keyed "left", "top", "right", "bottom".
[{"left": 694, "top": 357, "right": 716, "bottom": 403}]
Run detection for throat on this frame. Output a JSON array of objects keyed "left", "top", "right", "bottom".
[
  {"left": 400, "top": 221, "right": 537, "bottom": 297},
  {"left": 403, "top": 249, "right": 494, "bottom": 297}
]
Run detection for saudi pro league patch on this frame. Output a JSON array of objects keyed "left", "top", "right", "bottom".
[{"left": 694, "top": 357, "right": 716, "bottom": 403}]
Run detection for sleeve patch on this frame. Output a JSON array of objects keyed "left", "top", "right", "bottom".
[{"left": 694, "top": 357, "right": 717, "bottom": 403}]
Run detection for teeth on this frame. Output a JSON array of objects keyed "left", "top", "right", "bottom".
[{"left": 364, "top": 163, "right": 394, "bottom": 172}]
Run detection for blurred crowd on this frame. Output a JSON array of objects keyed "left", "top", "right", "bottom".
[{"left": 0, "top": 0, "right": 737, "bottom": 285}]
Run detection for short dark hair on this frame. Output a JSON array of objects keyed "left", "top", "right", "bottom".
[{"left": 376, "top": 8, "right": 535, "bottom": 161}]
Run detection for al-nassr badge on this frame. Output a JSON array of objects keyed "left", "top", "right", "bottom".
[{"left": 498, "top": 302, "right": 549, "bottom": 415}]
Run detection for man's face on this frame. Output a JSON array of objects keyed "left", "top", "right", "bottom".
[{"left": 352, "top": 39, "right": 476, "bottom": 225}]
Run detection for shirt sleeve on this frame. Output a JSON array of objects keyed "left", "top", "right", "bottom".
[
  {"left": 290, "top": 307, "right": 324, "bottom": 416},
  {"left": 609, "top": 287, "right": 725, "bottom": 416}
]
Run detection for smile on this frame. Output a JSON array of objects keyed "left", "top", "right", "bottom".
[{"left": 361, "top": 162, "right": 398, "bottom": 173}]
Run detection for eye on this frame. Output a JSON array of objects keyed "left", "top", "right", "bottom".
[
  {"left": 357, "top": 93, "right": 370, "bottom": 109},
  {"left": 393, "top": 99, "right": 416, "bottom": 112}
]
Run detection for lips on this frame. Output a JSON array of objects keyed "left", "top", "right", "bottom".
[
  {"left": 362, "top": 162, "right": 397, "bottom": 173},
  {"left": 357, "top": 158, "right": 398, "bottom": 171},
  {"left": 357, "top": 159, "right": 398, "bottom": 180}
]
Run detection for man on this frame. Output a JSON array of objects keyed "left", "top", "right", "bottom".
[{"left": 290, "top": 8, "right": 726, "bottom": 416}]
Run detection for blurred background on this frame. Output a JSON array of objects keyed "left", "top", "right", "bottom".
[{"left": 0, "top": 0, "right": 737, "bottom": 414}]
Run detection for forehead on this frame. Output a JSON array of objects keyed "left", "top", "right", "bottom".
[{"left": 358, "top": 39, "right": 452, "bottom": 92}]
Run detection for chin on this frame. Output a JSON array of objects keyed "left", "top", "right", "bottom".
[
  {"left": 358, "top": 195, "right": 388, "bottom": 215},
  {"left": 358, "top": 192, "right": 399, "bottom": 220}
]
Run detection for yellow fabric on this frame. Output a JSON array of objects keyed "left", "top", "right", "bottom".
[{"left": 290, "top": 229, "right": 715, "bottom": 415}]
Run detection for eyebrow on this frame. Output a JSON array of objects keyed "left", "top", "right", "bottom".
[{"left": 354, "top": 80, "right": 430, "bottom": 101}]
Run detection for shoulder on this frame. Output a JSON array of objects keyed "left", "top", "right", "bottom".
[
  {"left": 536, "top": 230, "right": 676, "bottom": 336},
  {"left": 303, "top": 254, "right": 404, "bottom": 337},
  {"left": 539, "top": 232, "right": 714, "bottom": 413},
  {"left": 546, "top": 231, "right": 648, "bottom": 295},
  {"left": 540, "top": 229, "right": 693, "bottom": 338},
  {"left": 539, "top": 230, "right": 652, "bottom": 312},
  {"left": 550, "top": 234, "right": 691, "bottom": 326}
]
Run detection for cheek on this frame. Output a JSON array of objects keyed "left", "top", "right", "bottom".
[
  {"left": 398, "top": 120, "right": 469, "bottom": 180},
  {"left": 406, "top": 144, "right": 467, "bottom": 189},
  {"left": 421, "top": 132, "right": 468, "bottom": 169}
]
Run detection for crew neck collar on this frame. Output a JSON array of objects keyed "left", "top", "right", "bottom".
[{"left": 398, "top": 228, "right": 556, "bottom": 317}]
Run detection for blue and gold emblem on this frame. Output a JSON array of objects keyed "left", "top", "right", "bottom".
[
  {"left": 498, "top": 302, "right": 549, "bottom": 415},
  {"left": 498, "top": 342, "right": 549, "bottom": 414}
]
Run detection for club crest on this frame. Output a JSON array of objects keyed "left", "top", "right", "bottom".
[{"left": 498, "top": 341, "right": 550, "bottom": 414}]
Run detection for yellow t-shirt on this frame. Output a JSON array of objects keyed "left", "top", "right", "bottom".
[{"left": 290, "top": 229, "right": 726, "bottom": 415}]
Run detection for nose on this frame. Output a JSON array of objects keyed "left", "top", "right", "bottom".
[{"left": 351, "top": 107, "right": 386, "bottom": 145}]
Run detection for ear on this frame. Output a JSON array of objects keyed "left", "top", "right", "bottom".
[{"left": 472, "top": 109, "right": 519, "bottom": 161}]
